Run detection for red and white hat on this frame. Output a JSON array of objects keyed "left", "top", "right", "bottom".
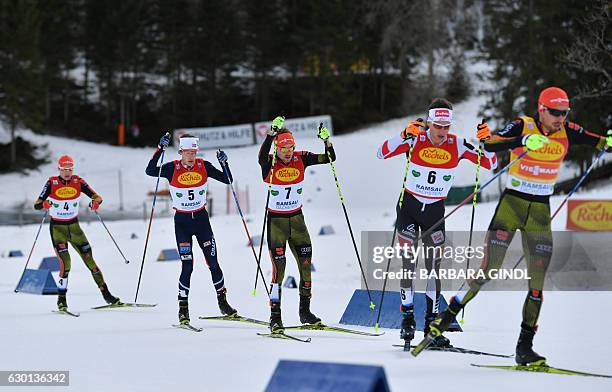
[
  {"left": 276, "top": 132, "right": 295, "bottom": 148},
  {"left": 58, "top": 155, "right": 74, "bottom": 169},
  {"left": 538, "top": 87, "right": 569, "bottom": 110},
  {"left": 428, "top": 108, "right": 453, "bottom": 126},
  {"left": 179, "top": 137, "right": 199, "bottom": 151}
]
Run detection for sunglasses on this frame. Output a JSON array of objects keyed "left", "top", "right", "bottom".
[
  {"left": 545, "top": 107, "right": 570, "bottom": 117},
  {"left": 279, "top": 146, "right": 295, "bottom": 153},
  {"left": 59, "top": 167, "right": 74, "bottom": 171}
]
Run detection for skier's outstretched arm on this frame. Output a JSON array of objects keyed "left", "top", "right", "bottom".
[
  {"left": 483, "top": 119, "right": 525, "bottom": 152},
  {"left": 33, "top": 180, "right": 51, "bottom": 210},
  {"left": 145, "top": 147, "right": 173, "bottom": 180},
  {"left": 205, "top": 161, "right": 232, "bottom": 184},
  {"left": 258, "top": 134, "right": 274, "bottom": 179},
  {"left": 565, "top": 121, "right": 610, "bottom": 150}
]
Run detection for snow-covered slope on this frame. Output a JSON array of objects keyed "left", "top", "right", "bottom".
[{"left": 1, "top": 96, "right": 612, "bottom": 391}]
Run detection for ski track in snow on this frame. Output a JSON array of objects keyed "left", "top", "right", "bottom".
[{"left": 1, "top": 95, "right": 611, "bottom": 391}]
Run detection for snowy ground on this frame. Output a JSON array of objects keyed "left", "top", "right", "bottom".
[{"left": 1, "top": 95, "right": 612, "bottom": 391}]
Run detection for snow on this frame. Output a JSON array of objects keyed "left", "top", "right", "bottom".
[{"left": 1, "top": 95, "right": 612, "bottom": 391}]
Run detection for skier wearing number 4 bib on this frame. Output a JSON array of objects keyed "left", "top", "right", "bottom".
[
  {"left": 259, "top": 116, "right": 336, "bottom": 333},
  {"left": 146, "top": 133, "right": 237, "bottom": 326},
  {"left": 34, "top": 155, "right": 121, "bottom": 312},
  {"left": 417, "top": 87, "right": 612, "bottom": 365},
  {"left": 377, "top": 98, "right": 497, "bottom": 348}
]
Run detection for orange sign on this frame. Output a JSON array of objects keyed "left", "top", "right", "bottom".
[{"left": 567, "top": 200, "right": 612, "bottom": 231}]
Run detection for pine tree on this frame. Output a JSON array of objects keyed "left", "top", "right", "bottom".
[{"left": 0, "top": 0, "right": 45, "bottom": 166}]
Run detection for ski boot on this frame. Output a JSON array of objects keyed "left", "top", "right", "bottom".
[
  {"left": 515, "top": 324, "right": 546, "bottom": 365},
  {"left": 425, "top": 313, "right": 452, "bottom": 348},
  {"left": 178, "top": 299, "right": 190, "bottom": 325},
  {"left": 100, "top": 284, "right": 121, "bottom": 306},
  {"left": 269, "top": 302, "right": 284, "bottom": 333},
  {"left": 299, "top": 296, "right": 321, "bottom": 325},
  {"left": 217, "top": 289, "right": 237, "bottom": 316},
  {"left": 57, "top": 293, "right": 68, "bottom": 311},
  {"left": 399, "top": 305, "right": 416, "bottom": 350}
]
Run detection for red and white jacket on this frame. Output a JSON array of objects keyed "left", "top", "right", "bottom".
[{"left": 378, "top": 131, "right": 498, "bottom": 204}]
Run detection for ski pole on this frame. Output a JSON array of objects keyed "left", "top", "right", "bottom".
[
  {"left": 135, "top": 133, "right": 169, "bottom": 302},
  {"left": 321, "top": 125, "right": 375, "bottom": 310},
  {"left": 94, "top": 210, "right": 130, "bottom": 264},
  {"left": 220, "top": 151, "right": 270, "bottom": 298},
  {"left": 411, "top": 149, "right": 529, "bottom": 250},
  {"left": 253, "top": 136, "right": 278, "bottom": 296},
  {"left": 374, "top": 121, "right": 421, "bottom": 332},
  {"left": 459, "top": 135, "right": 486, "bottom": 324},
  {"left": 14, "top": 210, "right": 48, "bottom": 293},
  {"left": 508, "top": 147, "right": 606, "bottom": 273}
]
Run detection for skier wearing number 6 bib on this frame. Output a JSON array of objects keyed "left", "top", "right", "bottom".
[
  {"left": 34, "top": 155, "right": 121, "bottom": 312},
  {"left": 377, "top": 98, "right": 497, "bottom": 348},
  {"left": 145, "top": 133, "right": 237, "bottom": 326},
  {"left": 258, "top": 116, "right": 336, "bottom": 333}
]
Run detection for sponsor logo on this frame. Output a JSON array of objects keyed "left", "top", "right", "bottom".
[
  {"left": 275, "top": 167, "right": 300, "bottom": 182},
  {"left": 419, "top": 148, "right": 451, "bottom": 165},
  {"left": 176, "top": 192, "right": 183, "bottom": 198},
  {"left": 55, "top": 186, "right": 78, "bottom": 199},
  {"left": 434, "top": 109, "right": 450, "bottom": 117},
  {"left": 275, "top": 247, "right": 285, "bottom": 256},
  {"left": 518, "top": 163, "right": 559, "bottom": 178},
  {"left": 511, "top": 179, "right": 521, "bottom": 187},
  {"left": 431, "top": 230, "right": 445, "bottom": 244},
  {"left": 178, "top": 172, "right": 203, "bottom": 185},
  {"left": 202, "top": 240, "right": 212, "bottom": 247},
  {"left": 443, "top": 175, "right": 452, "bottom": 181},
  {"left": 528, "top": 139, "right": 566, "bottom": 161},
  {"left": 567, "top": 200, "right": 612, "bottom": 231},
  {"left": 496, "top": 230, "right": 509, "bottom": 241},
  {"left": 297, "top": 188, "right": 303, "bottom": 194},
  {"left": 271, "top": 190, "right": 279, "bottom": 196},
  {"left": 412, "top": 170, "right": 421, "bottom": 177},
  {"left": 535, "top": 244, "right": 553, "bottom": 253}
]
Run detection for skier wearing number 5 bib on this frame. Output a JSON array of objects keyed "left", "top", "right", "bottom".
[
  {"left": 377, "top": 98, "right": 497, "bottom": 348},
  {"left": 259, "top": 116, "right": 336, "bottom": 333},
  {"left": 146, "top": 133, "right": 237, "bottom": 326},
  {"left": 34, "top": 155, "right": 121, "bottom": 312}
]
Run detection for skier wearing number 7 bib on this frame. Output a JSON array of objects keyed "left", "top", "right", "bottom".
[
  {"left": 258, "top": 116, "right": 336, "bottom": 333},
  {"left": 377, "top": 98, "right": 497, "bottom": 348}
]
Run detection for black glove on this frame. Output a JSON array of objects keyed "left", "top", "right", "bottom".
[
  {"left": 159, "top": 133, "right": 171, "bottom": 149},
  {"left": 216, "top": 149, "right": 228, "bottom": 165}
]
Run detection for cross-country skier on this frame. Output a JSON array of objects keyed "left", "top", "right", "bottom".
[
  {"left": 418, "top": 87, "right": 612, "bottom": 364},
  {"left": 259, "top": 116, "right": 336, "bottom": 333},
  {"left": 34, "top": 155, "right": 121, "bottom": 312},
  {"left": 377, "top": 98, "right": 497, "bottom": 348},
  {"left": 145, "top": 133, "right": 237, "bottom": 326}
]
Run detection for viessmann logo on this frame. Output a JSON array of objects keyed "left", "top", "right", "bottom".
[
  {"left": 419, "top": 148, "right": 451, "bottom": 165},
  {"left": 55, "top": 186, "right": 77, "bottom": 199},
  {"left": 567, "top": 200, "right": 612, "bottom": 231},
  {"left": 178, "top": 172, "right": 203, "bottom": 185},
  {"left": 528, "top": 139, "right": 565, "bottom": 161},
  {"left": 275, "top": 167, "right": 300, "bottom": 182}
]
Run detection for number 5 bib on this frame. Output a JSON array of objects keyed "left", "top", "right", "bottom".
[{"left": 169, "top": 159, "right": 209, "bottom": 213}]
